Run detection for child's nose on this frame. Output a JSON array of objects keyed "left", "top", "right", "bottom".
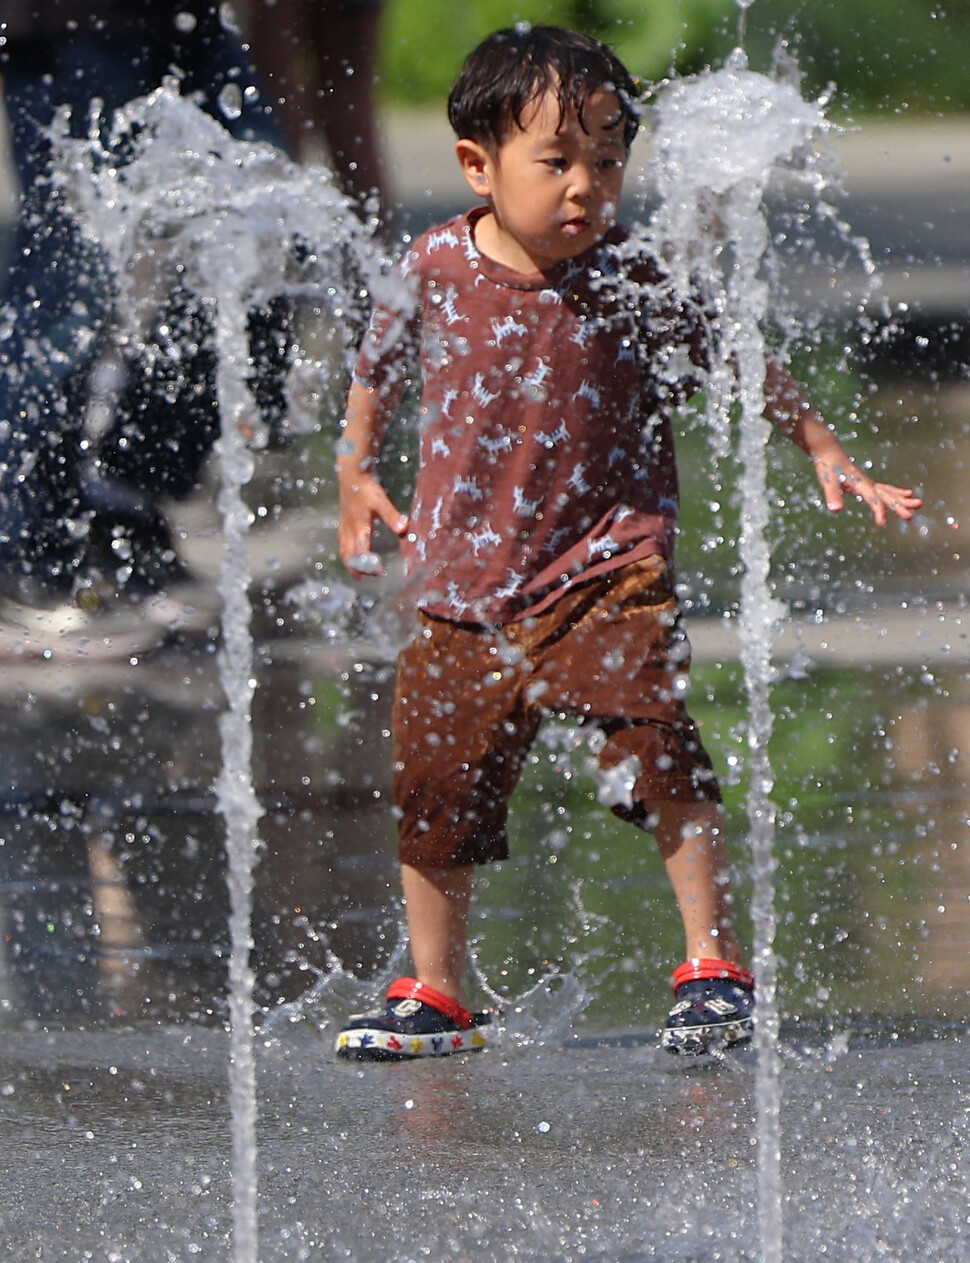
[{"left": 569, "top": 165, "right": 595, "bottom": 201}]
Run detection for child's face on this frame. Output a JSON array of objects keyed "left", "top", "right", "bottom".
[{"left": 458, "top": 86, "right": 629, "bottom": 273}]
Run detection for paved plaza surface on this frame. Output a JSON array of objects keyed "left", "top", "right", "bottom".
[{"left": 0, "top": 1019, "right": 967, "bottom": 1260}]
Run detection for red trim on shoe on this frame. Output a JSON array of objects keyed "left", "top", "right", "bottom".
[
  {"left": 386, "top": 976, "right": 475, "bottom": 1029},
  {"left": 671, "top": 958, "right": 755, "bottom": 993}
]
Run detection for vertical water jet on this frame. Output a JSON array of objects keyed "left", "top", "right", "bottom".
[
  {"left": 52, "top": 84, "right": 386, "bottom": 1262},
  {"left": 650, "top": 48, "right": 835, "bottom": 1262}
]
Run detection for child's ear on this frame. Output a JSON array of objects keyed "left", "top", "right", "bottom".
[{"left": 456, "top": 138, "right": 492, "bottom": 198}]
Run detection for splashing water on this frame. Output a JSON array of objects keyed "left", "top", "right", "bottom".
[
  {"left": 260, "top": 934, "right": 411, "bottom": 1039},
  {"left": 650, "top": 48, "right": 837, "bottom": 1263},
  {"left": 52, "top": 82, "right": 390, "bottom": 1263}
]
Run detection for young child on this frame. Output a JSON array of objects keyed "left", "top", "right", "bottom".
[{"left": 333, "top": 25, "right": 921, "bottom": 1058}]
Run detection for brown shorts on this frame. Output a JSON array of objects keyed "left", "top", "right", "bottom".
[{"left": 392, "top": 555, "right": 720, "bottom": 868}]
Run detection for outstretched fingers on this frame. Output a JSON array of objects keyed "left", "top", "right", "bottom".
[
  {"left": 866, "top": 481, "right": 923, "bottom": 526},
  {"left": 813, "top": 459, "right": 922, "bottom": 528}
]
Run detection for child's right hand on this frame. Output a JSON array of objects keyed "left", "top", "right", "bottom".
[{"left": 337, "top": 474, "right": 408, "bottom": 578}]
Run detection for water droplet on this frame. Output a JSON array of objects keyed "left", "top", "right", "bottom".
[{"left": 218, "top": 83, "right": 243, "bottom": 122}]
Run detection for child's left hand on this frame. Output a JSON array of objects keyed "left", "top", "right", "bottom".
[
  {"left": 763, "top": 359, "right": 923, "bottom": 528},
  {"left": 811, "top": 455, "right": 923, "bottom": 528}
]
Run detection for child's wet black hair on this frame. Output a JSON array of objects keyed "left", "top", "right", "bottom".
[{"left": 447, "top": 24, "right": 641, "bottom": 152}]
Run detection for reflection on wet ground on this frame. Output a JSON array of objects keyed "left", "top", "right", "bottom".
[
  {"left": 0, "top": 633, "right": 400, "bottom": 1023},
  {"left": 0, "top": 375, "right": 968, "bottom": 1257}
]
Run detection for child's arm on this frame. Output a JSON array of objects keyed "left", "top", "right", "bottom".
[
  {"left": 764, "top": 359, "right": 922, "bottom": 527},
  {"left": 337, "top": 378, "right": 409, "bottom": 577}
]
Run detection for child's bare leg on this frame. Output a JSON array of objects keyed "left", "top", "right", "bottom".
[
  {"left": 400, "top": 862, "right": 475, "bottom": 1002},
  {"left": 648, "top": 800, "right": 743, "bottom": 965}
]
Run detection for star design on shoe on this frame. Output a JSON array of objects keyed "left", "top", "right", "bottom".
[{"left": 335, "top": 976, "right": 493, "bottom": 1061}]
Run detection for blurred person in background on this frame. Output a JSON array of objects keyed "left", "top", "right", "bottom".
[
  {"left": 248, "top": 0, "right": 392, "bottom": 228},
  {"left": 0, "top": 1, "right": 289, "bottom": 633}
]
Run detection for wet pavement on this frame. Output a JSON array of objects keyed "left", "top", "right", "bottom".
[{"left": 1, "top": 1022, "right": 968, "bottom": 1260}]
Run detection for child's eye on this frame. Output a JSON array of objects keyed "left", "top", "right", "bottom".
[
  {"left": 599, "top": 157, "right": 625, "bottom": 170},
  {"left": 543, "top": 157, "right": 567, "bottom": 171}
]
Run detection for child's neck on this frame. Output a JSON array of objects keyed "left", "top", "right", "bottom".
[{"left": 472, "top": 209, "right": 550, "bottom": 275}]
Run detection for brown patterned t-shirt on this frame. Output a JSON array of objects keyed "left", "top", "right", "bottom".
[{"left": 354, "top": 207, "right": 710, "bottom": 624}]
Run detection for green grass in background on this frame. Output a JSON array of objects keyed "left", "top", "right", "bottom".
[{"left": 380, "top": 0, "right": 970, "bottom": 117}]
